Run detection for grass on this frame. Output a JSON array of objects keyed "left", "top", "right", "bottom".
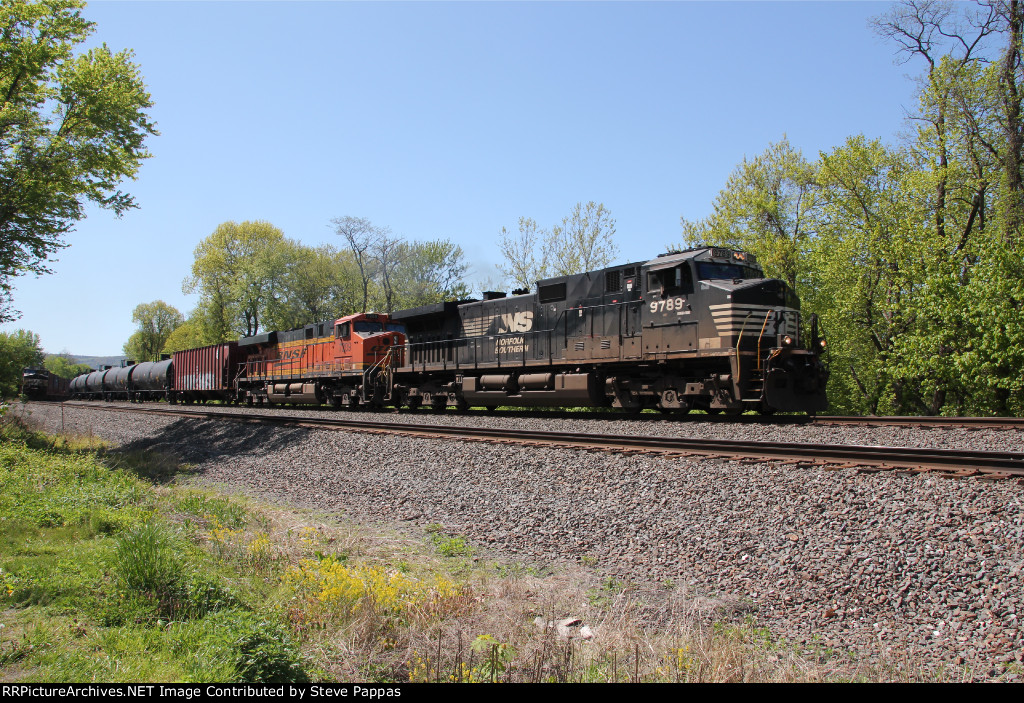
[{"left": 0, "top": 408, "right": 972, "bottom": 683}]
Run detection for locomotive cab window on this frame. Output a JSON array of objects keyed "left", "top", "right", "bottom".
[
  {"left": 336, "top": 322, "right": 350, "bottom": 340},
  {"left": 648, "top": 265, "right": 693, "bottom": 296},
  {"left": 696, "top": 262, "right": 762, "bottom": 281}
]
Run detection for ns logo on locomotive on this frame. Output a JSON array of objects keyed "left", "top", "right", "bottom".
[{"left": 69, "top": 247, "right": 828, "bottom": 415}]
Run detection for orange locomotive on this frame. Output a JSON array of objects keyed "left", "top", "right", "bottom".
[{"left": 234, "top": 312, "right": 406, "bottom": 407}]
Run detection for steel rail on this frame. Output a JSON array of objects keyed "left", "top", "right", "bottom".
[
  {"left": 814, "top": 415, "right": 1024, "bottom": 429},
  {"left": 50, "top": 402, "right": 1024, "bottom": 478}
]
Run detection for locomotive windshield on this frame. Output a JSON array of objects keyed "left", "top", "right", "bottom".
[
  {"left": 353, "top": 321, "right": 406, "bottom": 337},
  {"left": 696, "top": 262, "right": 762, "bottom": 281}
]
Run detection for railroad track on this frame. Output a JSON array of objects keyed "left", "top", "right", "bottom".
[
  {"left": 814, "top": 415, "right": 1024, "bottom": 430},
  {"left": 49, "top": 401, "right": 1024, "bottom": 481}
]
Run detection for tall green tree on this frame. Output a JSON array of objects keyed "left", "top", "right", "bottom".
[
  {"left": 122, "top": 300, "right": 183, "bottom": 362},
  {"left": 43, "top": 351, "right": 90, "bottom": 378},
  {"left": 0, "top": 0, "right": 156, "bottom": 321},
  {"left": 389, "top": 239, "right": 471, "bottom": 310},
  {"left": 0, "top": 329, "right": 44, "bottom": 396},
  {"left": 678, "top": 138, "right": 818, "bottom": 292},
  {"left": 270, "top": 243, "right": 362, "bottom": 329},
  {"left": 183, "top": 221, "right": 291, "bottom": 338}
]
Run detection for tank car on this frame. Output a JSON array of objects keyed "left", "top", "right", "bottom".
[{"left": 389, "top": 247, "right": 828, "bottom": 414}]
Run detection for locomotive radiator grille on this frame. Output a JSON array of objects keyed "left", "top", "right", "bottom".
[{"left": 708, "top": 304, "right": 800, "bottom": 342}]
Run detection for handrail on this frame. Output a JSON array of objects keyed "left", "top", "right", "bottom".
[{"left": 755, "top": 310, "right": 773, "bottom": 372}]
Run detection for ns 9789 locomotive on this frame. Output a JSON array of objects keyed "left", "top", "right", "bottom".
[{"left": 389, "top": 246, "right": 828, "bottom": 414}]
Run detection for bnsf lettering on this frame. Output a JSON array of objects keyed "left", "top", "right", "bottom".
[
  {"left": 496, "top": 311, "right": 533, "bottom": 334},
  {"left": 279, "top": 349, "right": 304, "bottom": 360}
]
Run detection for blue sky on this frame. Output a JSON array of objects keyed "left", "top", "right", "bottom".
[{"left": 4, "top": 0, "right": 920, "bottom": 355}]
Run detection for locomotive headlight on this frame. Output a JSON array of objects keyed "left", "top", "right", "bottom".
[
  {"left": 782, "top": 335, "right": 794, "bottom": 347},
  {"left": 819, "top": 339, "right": 827, "bottom": 350}
]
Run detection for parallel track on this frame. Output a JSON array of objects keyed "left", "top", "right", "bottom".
[{"left": 50, "top": 401, "right": 1024, "bottom": 481}]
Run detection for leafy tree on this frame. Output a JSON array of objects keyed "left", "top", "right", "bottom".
[
  {"left": 183, "top": 221, "right": 291, "bottom": 338},
  {"left": 546, "top": 202, "right": 618, "bottom": 278},
  {"left": 332, "top": 216, "right": 385, "bottom": 313},
  {"left": 389, "top": 239, "right": 471, "bottom": 310},
  {"left": 497, "top": 202, "right": 618, "bottom": 290},
  {"left": 160, "top": 317, "right": 210, "bottom": 355},
  {"left": 0, "top": 329, "right": 44, "bottom": 396},
  {"left": 0, "top": 0, "right": 157, "bottom": 322},
  {"left": 270, "top": 243, "right": 362, "bottom": 329},
  {"left": 497, "top": 217, "right": 548, "bottom": 291},
  {"left": 43, "top": 352, "right": 90, "bottom": 378},
  {"left": 333, "top": 216, "right": 471, "bottom": 314},
  {"left": 122, "top": 301, "right": 183, "bottom": 362},
  {"left": 678, "top": 138, "right": 818, "bottom": 292},
  {"left": 809, "top": 137, "right": 922, "bottom": 414}
]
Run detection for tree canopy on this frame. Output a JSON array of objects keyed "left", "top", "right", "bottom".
[
  {"left": 122, "top": 301, "right": 183, "bottom": 362},
  {"left": 0, "top": 329, "right": 44, "bottom": 397},
  {"left": 680, "top": 0, "right": 1024, "bottom": 416},
  {"left": 0, "top": 0, "right": 157, "bottom": 322}
]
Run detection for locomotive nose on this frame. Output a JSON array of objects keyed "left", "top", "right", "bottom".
[{"left": 729, "top": 278, "right": 790, "bottom": 306}]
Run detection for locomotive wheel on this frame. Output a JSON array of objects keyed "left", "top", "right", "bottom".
[
  {"left": 455, "top": 397, "right": 469, "bottom": 412},
  {"left": 704, "top": 408, "right": 722, "bottom": 415},
  {"left": 485, "top": 405, "right": 497, "bottom": 413},
  {"left": 246, "top": 395, "right": 254, "bottom": 407},
  {"left": 407, "top": 396, "right": 423, "bottom": 411},
  {"left": 431, "top": 396, "right": 447, "bottom": 412}
]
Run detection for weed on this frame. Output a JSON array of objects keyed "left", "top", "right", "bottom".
[{"left": 112, "top": 521, "right": 181, "bottom": 596}]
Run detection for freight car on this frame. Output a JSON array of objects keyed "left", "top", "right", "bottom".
[
  {"left": 21, "top": 368, "right": 70, "bottom": 400},
  {"left": 67, "top": 247, "right": 828, "bottom": 415},
  {"left": 389, "top": 247, "right": 827, "bottom": 414}
]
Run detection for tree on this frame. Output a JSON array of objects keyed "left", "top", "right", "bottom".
[
  {"left": 678, "top": 139, "right": 818, "bottom": 291},
  {"left": 390, "top": 239, "right": 471, "bottom": 310},
  {"left": 270, "top": 243, "right": 362, "bottom": 329},
  {"left": 160, "top": 317, "right": 210, "bottom": 355},
  {"left": 183, "top": 221, "right": 291, "bottom": 338},
  {"left": 332, "top": 216, "right": 385, "bottom": 313},
  {"left": 43, "top": 351, "right": 90, "bottom": 378},
  {"left": 0, "top": 329, "right": 44, "bottom": 396},
  {"left": 332, "top": 216, "right": 471, "bottom": 314},
  {"left": 498, "top": 202, "right": 618, "bottom": 290},
  {"left": 122, "top": 300, "right": 183, "bottom": 362},
  {"left": 497, "top": 217, "right": 548, "bottom": 290},
  {"left": 0, "top": 0, "right": 157, "bottom": 322},
  {"left": 546, "top": 202, "right": 618, "bottom": 278}
]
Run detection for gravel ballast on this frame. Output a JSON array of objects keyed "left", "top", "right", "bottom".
[{"left": 16, "top": 402, "right": 1024, "bottom": 679}]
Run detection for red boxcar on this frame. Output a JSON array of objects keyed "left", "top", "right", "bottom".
[{"left": 172, "top": 342, "right": 246, "bottom": 403}]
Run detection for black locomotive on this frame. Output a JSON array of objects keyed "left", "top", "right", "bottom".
[
  {"left": 390, "top": 246, "right": 828, "bottom": 414},
  {"left": 21, "top": 368, "right": 70, "bottom": 400}
]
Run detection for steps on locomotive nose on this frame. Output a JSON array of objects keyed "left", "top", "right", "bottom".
[{"left": 741, "top": 369, "right": 766, "bottom": 402}]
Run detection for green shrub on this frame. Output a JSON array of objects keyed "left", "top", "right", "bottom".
[
  {"left": 112, "top": 522, "right": 181, "bottom": 596},
  {"left": 202, "top": 611, "right": 311, "bottom": 683}
]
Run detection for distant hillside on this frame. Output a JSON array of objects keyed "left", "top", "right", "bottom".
[{"left": 70, "top": 355, "right": 127, "bottom": 370}]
